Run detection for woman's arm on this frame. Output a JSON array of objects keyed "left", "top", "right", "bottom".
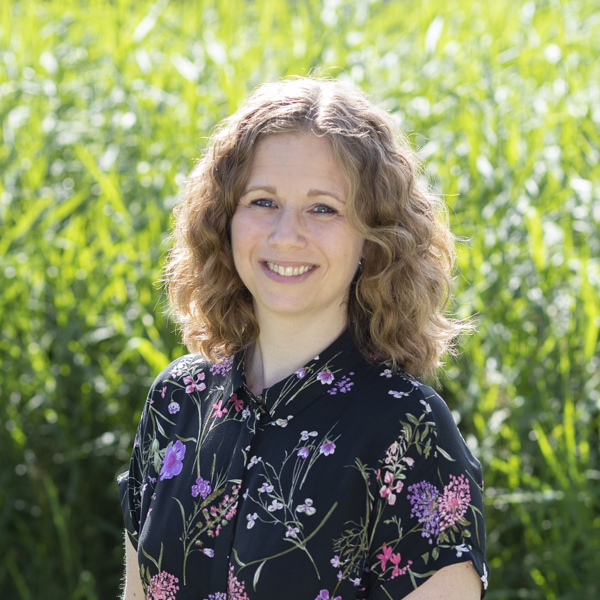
[
  {"left": 403, "top": 562, "right": 482, "bottom": 600},
  {"left": 122, "top": 532, "right": 145, "bottom": 599}
]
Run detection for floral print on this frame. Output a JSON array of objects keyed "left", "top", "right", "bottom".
[{"left": 119, "top": 329, "right": 488, "bottom": 599}]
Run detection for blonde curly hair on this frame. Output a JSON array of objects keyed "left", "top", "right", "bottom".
[{"left": 165, "top": 76, "right": 468, "bottom": 380}]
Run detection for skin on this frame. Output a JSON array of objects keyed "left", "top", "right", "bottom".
[
  {"left": 121, "top": 132, "right": 483, "bottom": 599},
  {"left": 231, "top": 132, "right": 365, "bottom": 393}
]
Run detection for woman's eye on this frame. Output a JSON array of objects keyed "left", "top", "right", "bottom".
[
  {"left": 312, "top": 204, "right": 337, "bottom": 215},
  {"left": 251, "top": 198, "right": 276, "bottom": 208}
]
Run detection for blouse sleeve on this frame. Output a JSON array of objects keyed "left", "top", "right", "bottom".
[
  {"left": 366, "top": 383, "right": 489, "bottom": 599},
  {"left": 117, "top": 368, "right": 163, "bottom": 551}
]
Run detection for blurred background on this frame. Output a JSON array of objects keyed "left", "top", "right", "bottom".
[{"left": 1, "top": 0, "right": 599, "bottom": 598}]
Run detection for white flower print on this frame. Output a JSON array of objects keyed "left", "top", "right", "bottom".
[
  {"left": 285, "top": 527, "right": 299, "bottom": 538},
  {"left": 247, "top": 455, "right": 260, "bottom": 469},
  {"left": 380, "top": 369, "right": 393, "bottom": 378},
  {"left": 246, "top": 513, "right": 258, "bottom": 529},
  {"left": 296, "top": 498, "right": 316, "bottom": 515},
  {"left": 455, "top": 543, "right": 469, "bottom": 557},
  {"left": 301, "top": 430, "right": 318, "bottom": 441},
  {"left": 267, "top": 499, "right": 284, "bottom": 512},
  {"left": 388, "top": 390, "right": 409, "bottom": 398},
  {"left": 420, "top": 399, "right": 432, "bottom": 412},
  {"left": 481, "top": 564, "right": 489, "bottom": 589},
  {"left": 258, "top": 482, "right": 274, "bottom": 493}
]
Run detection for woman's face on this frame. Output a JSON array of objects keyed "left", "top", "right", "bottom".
[{"left": 231, "top": 132, "right": 364, "bottom": 325}]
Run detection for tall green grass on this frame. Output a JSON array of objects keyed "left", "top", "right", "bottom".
[{"left": 1, "top": 0, "right": 599, "bottom": 598}]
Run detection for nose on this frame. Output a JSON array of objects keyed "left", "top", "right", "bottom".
[{"left": 269, "top": 206, "right": 305, "bottom": 250}]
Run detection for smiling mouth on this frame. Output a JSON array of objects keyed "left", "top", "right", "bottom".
[{"left": 265, "top": 262, "right": 315, "bottom": 277}]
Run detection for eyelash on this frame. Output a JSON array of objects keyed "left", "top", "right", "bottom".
[{"left": 250, "top": 199, "right": 338, "bottom": 215}]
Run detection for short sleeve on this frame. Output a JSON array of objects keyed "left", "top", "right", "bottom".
[
  {"left": 367, "top": 385, "right": 489, "bottom": 599},
  {"left": 117, "top": 411, "right": 146, "bottom": 550}
]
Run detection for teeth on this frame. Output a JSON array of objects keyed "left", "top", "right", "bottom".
[{"left": 267, "top": 262, "right": 312, "bottom": 277}]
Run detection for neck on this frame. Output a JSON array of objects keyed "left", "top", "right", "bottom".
[{"left": 245, "top": 308, "right": 348, "bottom": 395}]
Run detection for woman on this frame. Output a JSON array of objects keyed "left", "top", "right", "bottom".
[{"left": 119, "top": 76, "right": 488, "bottom": 600}]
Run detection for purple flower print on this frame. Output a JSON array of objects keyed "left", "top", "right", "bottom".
[
  {"left": 317, "top": 370, "right": 334, "bottom": 385},
  {"left": 327, "top": 374, "right": 354, "bottom": 395},
  {"left": 438, "top": 474, "right": 471, "bottom": 531},
  {"left": 285, "top": 526, "right": 299, "bottom": 538},
  {"left": 147, "top": 571, "right": 179, "bottom": 600},
  {"left": 297, "top": 447, "right": 310, "bottom": 459},
  {"left": 202, "top": 548, "right": 214, "bottom": 557},
  {"left": 319, "top": 441, "right": 336, "bottom": 456},
  {"left": 133, "top": 436, "right": 139, "bottom": 449},
  {"left": 191, "top": 477, "right": 212, "bottom": 499},
  {"left": 330, "top": 555, "right": 341, "bottom": 568},
  {"left": 258, "top": 482, "right": 274, "bottom": 493},
  {"left": 160, "top": 440, "right": 186, "bottom": 481},
  {"left": 267, "top": 499, "right": 284, "bottom": 512},
  {"left": 380, "top": 369, "right": 393, "bottom": 378},
  {"left": 407, "top": 481, "right": 440, "bottom": 543},
  {"left": 210, "top": 357, "right": 233, "bottom": 376},
  {"left": 295, "top": 367, "right": 306, "bottom": 379},
  {"left": 315, "top": 590, "right": 341, "bottom": 600},
  {"left": 168, "top": 402, "right": 180, "bottom": 414}
]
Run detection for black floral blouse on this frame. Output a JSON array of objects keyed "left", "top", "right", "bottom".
[{"left": 118, "top": 329, "right": 489, "bottom": 600}]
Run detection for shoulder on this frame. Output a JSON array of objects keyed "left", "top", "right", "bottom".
[{"left": 147, "top": 353, "right": 233, "bottom": 394}]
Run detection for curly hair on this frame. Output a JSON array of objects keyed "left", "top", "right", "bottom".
[{"left": 164, "top": 76, "right": 469, "bottom": 380}]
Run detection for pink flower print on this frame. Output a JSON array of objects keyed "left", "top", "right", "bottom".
[
  {"left": 315, "top": 591, "right": 341, "bottom": 600},
  {"left": 247, "top": 455, "right": 259, "bottom": 469},
  {"left": 301, "top": 430, "right": 318, "bottom": 441},
  {"left": 159, "top": 441, "right": 186, "bottom": 481},
  {"left": 297, "top": 498, "right": 316, "bottom": 515},
  {"left": 438, "top": 474, "right": 471, "bottom": 531},
  {"left": 212, "top": 399, "right": 228, "bottom": 419},
  {"left": 191, "top": 477, "right": 212, "bottom": 499},
  {"left": 384, "top": 471, "right": 393, "bottom": 484},
  {"left": 227, "top": 564, "right": 250, "bottom": 600},
  {"left": 389, "top": 552, "right": 412, "bottom": 578},
  {"left": 203, "top": 548, "right": 215, "bottom": 557},
  {"left": 161, "top": 386, "right": 167, "bottom": 398},
  {"left": 295, "top": 367, "right": 306, "bottom": 379},
  {"left": 285, "top": 526, "right": 299, "bottom": 538},
  {"left": 297, "top": 447, "right": 310, "bottom": 459},
  {"left": 317, "top": 370, "right": 334, "bottom": 385},
  {"left": 147, "top": 571, "right": 179, "bottom": 600},
  {"left": 168, "top": 402, "right": 180, "bottom": 414},
  {"left": 319, "top": 441, "right": 336, "bottom": 456},
  {"left": 183, "top": 375, "right": 196, "bottom": 393},
  {"left": 395, "top": 480, "right": 404, "bottom": 493},
  {"left": 246, "top": 512, "right": 258, "bottom": 529},
  {"left": 330, "top": 555, "right": 341, "bottom": 568},
  {"left": 377, "top": 543, "right": 393, "bottom": 571},
  {"left": 402, "top": 456, "right": 415, "bottom": 467},
  {"left": 228, "top": 393, "right": 244, "bottom": 413}
]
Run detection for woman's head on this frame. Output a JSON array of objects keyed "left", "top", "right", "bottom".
[{"left": 166, "top": 76, "right": 466, "bottom": 380}]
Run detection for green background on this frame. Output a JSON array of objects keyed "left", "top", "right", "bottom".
[{"left": 1, "top": 0, "right": 599, "bottom": 598}]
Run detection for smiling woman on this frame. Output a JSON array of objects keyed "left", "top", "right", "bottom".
[{"left": 118, "top": 76, "right": 488, "bottom": 600}]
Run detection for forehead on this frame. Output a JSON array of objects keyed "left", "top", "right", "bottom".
[{"left": 246, "top": 132, "right": 348, "bottom": 196}]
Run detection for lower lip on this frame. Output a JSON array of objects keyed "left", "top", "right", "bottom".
[{"left": 260, "top": 262, "right": 317, "bottom": 283}]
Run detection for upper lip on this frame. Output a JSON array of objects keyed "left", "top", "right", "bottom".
[{"left": 261, "top": 260, "right": 317, "bottom": 267}]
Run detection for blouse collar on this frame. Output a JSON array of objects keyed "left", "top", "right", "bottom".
[{"left": 225, "top": 328, "right": 365, "bottom": 422}]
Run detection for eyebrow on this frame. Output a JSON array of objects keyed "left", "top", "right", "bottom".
[{"left": 241, "top": 185, "right": 345, "bottom": 203}]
